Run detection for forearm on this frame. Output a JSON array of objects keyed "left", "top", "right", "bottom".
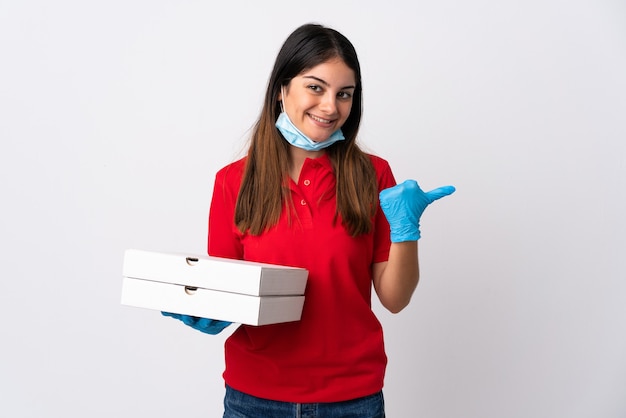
[
  {"left": 373, "top": 241, "right": 419, "bottom": 313},
  {"left": 376, "top": 178, "right": 454, "bottom": 313}
]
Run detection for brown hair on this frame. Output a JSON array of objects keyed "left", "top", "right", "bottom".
[{"left": 235, "top": 23, "right": 378, "bottom": 236}]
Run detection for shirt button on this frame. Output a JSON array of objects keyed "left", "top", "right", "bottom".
[
  {"left": 303, "top": 179, "right": 311, "bottom": 186},
  {"left": 300, "top": 199, "right": 307, "bottom": 206}
]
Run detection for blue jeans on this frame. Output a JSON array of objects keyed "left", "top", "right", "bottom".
[{"left": 223, "top": 385, "right": 385, "bottom": 418}]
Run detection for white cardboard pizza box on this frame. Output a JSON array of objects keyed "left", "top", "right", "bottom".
[
  {"left": 122, "top": 249, "right": 307, "bottom": 296},
  {"left": 121, "top": 277, "right": 305, "bottom": 326},
  {"left": 120, "top": 249, "right": 308, "bottom": 326}
]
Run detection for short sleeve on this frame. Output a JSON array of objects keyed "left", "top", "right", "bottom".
[
  {"left": 370, "top": 155, "right": 396, "bottom": 263},
  {"left": 207, "top": 159, "right": 245, "bottom": 259}
]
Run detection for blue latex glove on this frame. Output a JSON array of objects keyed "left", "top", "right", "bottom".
[
  {"left": 161, "top": 312, "right": 232, "bottom": 335},
  {"left": 379, "top": 179, "right": 456, "bottom": 242}
]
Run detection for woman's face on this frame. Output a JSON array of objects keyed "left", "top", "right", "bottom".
[{"left": 280, "top": 57, "right": 356, "bottom": 143}]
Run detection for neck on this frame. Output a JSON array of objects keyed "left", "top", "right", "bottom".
[{"left": 288, "top": 145, "right": 325, "bottom": 182}]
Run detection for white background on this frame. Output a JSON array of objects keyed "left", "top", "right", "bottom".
[{"left": 1, "top": 1, "right": 625, "bottom": 417}]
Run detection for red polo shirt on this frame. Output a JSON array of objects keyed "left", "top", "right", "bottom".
[{"left": 208, "top": 153, "right": 396, "bottom": 403}]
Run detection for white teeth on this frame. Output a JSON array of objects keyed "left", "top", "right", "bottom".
[{"left": 310, "top": 114, "right": 331, "bottom": 124}]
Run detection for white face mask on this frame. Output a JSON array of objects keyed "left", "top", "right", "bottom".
[{"left": 275, "top": 86, "right": 345, "bottom": 151}]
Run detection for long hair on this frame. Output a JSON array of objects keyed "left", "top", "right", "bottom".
[{"left": 235, "top": 23, "right": 378, "bottom": 236}]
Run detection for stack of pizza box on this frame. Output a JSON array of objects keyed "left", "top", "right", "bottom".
[{"left": 121, "top": 249, "right": 308, "bottom": 326}]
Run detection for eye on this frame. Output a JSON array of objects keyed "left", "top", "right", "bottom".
[
  {"left": 337, "top": 91, "right": 353, "bottom": 100},
  {"left": 307, "top": 85, "right": 323, "bottom": 93}
]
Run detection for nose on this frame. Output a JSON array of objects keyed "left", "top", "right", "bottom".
[{"left": 319, "top": 92, "right": 338, "bottom": 115}]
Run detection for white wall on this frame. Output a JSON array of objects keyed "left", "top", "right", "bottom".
[{"left": 1, "top": 1, "right": 625, "bottom": 417}]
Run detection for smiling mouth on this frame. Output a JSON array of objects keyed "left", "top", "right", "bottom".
[{"left": 308, "top": 113, "right": 334, "bottom": 124}]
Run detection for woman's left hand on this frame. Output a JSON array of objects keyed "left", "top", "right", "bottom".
[{"left": 379, "top": 180, "right": 455, "bottom": 242}]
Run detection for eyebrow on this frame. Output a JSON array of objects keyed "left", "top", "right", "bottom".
[{"left": 303, "top": 75, "right": 356, "bottom": 90}]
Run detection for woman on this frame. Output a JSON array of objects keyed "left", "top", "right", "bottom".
[{"left": 165, "top": 23, "right": 454, "bottom": 417}]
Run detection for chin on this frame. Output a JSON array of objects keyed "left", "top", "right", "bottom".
[{"left": 308, "top": 133, "right": 331, "bottom": 143}]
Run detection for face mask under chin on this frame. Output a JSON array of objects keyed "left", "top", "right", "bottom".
[{"left": 275, "top": 111, "right": 345, "bottom": 151}]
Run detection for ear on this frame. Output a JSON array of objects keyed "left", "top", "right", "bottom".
[{"left": 277, "top": 84, "right": 288, "bottom": 102}]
